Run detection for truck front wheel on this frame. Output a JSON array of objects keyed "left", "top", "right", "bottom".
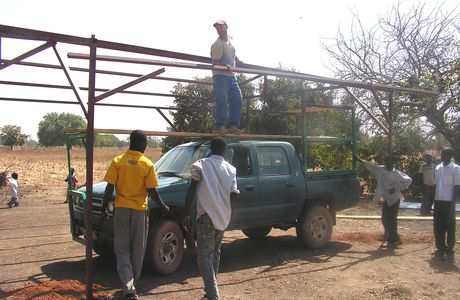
[
  {"left": 296, "top": 205, "right": 333, "bottom": 249},
  {"left": 242, "top": 226, "right": 272, "bottom": 239},
  {"left": 144, "top": 218, "right": 184, "bottom": 275}
]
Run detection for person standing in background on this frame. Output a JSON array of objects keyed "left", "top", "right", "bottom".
[
  {"left": 432, "top": 148, "right": 460, "bottom": 261},
  {"left": 419, "top": 154, "right": 436, "bottom": 215},
  {"left": 356, "top": 155, "right": 412, "bottom": 248}
]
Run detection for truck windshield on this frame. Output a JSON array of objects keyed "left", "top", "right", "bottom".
[{"left": 154, "top": 144, "right": 208, "bottom": 177}]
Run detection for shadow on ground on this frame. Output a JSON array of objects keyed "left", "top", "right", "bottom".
[{"left": 41, "top": 233, "right": 354, "bottom": 298}]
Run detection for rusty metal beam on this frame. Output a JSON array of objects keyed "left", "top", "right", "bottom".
[
  {"left": 241, "top": 74, "right": 263, "bottom": 85},
  {"left": 68, "top": 52, "right": 438, "bottom": 97},
  {"left": 0, "top": 25, "right": 212, "bottom": 63},
  {"left": 0, "top": 97, "right": 79, "bottom": 105},
  {"left": 68, "top": 52, "right": 212, "bottom": 71},
  {"left": 84, "top": 35, "right": 97, "bottom": 299},
  {"left": 52, "top": 44, "right": 87, "bottom": 117},
  {"left": 370, "top": 89, "right": 389, "bottom": 123},
  {"left": 248, "top": 85, "right": 344, "bottom": 99},
  {"left": 0, "top": 59, "right": 250, "bottom": 89},
  {"left": 95, "top": 102, "right": 201, "bottom": 112},
  {"left": 95, "top": 68, "right": 165, "bottom": 103},
  {"left": 345, "top": 87, "right": 389, "bottom": 135},
  {"left": 0, "top": 96, "right": 204, "bottom": 113},
  {"left": 0, "top": 40, "right": 53, "bottom": 71},
  {"left": 0, "top": 80, "right": 210, "bottom": 101},
  {"left": 156, "top": 108, "right": 177, "bottom": 131}
]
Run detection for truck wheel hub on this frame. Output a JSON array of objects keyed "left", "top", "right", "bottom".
[
  {"left": 160, "top": 232, "right": 178, "bottom": 264},
  {"left": 310, "top": 215, "right": 327, "bottom": 240}
]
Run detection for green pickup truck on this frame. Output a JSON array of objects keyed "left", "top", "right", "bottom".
[{"left": 68, "top": 138, "right": 360, "bottom": 274}]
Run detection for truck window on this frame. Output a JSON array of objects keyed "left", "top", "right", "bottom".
[
  {"left": 154, "top": 144, "right": 208, "bottom": 176},
  {"left": 225, "top": 146, "right": 252, "bottom": 177},
  {"left": 256, "top": 146, "right": 290, "bottom": 175}
]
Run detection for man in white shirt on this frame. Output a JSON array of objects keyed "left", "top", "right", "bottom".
[
  {"left": 183, "top": 137, "right": 239, "bottom": 300},
  {"left": 419, "top": 154, "right": 436, "bottom": 215},
  {"left": 6, "top": 172, "right": 19, "bottom": 208},
  {"left": 357, "top": 155, "right": 412, "bottom": 248},
  {"left": 433, "top": 148, "right": 460, "bottom": 261}
]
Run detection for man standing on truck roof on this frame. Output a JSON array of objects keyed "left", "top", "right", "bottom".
[
  {"left": 101, "top": 130, "right": 170, "bottom": 300},
  {"left": 183, "top": 137, "right": 239, "bottom": 300},
  {"left": 211, "top": 20, "right": 243, "bottom": 135},
  {"left": 356, "top": 155, "right": 412, "bottom": 248},
  {"left": 432, "top": 148, "right": 460, "bottom": 261}
]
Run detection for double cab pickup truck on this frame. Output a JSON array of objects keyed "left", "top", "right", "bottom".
[{"left": 68, "top": 139, "right": 360, "bottom": 274}]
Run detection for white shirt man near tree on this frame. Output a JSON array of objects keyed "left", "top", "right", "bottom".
[
  {"left": 356, "top": 154, "right": 412, "bottom": 248},
  {"left": 433, "top": 148, "right": 460, "bottom": 261}
]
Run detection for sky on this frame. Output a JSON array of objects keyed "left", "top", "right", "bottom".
[{"left": 0, "top": 0, "right": 457, "bottom": 139}]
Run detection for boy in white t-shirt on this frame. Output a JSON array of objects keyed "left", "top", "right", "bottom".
[{"left": 7, "top": 172, "right": 19, "bottom": 208}]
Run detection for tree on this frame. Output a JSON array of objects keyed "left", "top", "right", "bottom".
[
  {"left": 38, "top": 113, "right": 86, "bottom": 147},
  {"left": 0, "top": 125, "right": 28, "bottom": 150},
  {"left": 95, "top": 134, "right": 119, "bottom": 147},
  {"left": 147, "top": 137, "right": 161, "bottom": 148},
  {"left": 323, "top": 2, "right": 460, "bottom": 159},
  {"left": 164, "top": 70, "right": 354, "bottom": 171}
]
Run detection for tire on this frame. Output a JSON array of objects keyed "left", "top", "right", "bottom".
[
  {"left": 296, "top": 205, "right": 333, "bottom": 249},
  {"left": 145, "top": 218, "right": 184, "bottom": 275},
  {"left": 242, "top": 226, "right": 272, "bottom": 239}
]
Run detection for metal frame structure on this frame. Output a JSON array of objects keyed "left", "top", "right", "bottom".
[{"left": 0, "top": 24, "right": 437, "bottom": 298}]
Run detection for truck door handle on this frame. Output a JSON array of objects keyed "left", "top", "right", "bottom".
[
  {"left": 286, "top": 182, "right": 295, "bottom": 188},
  {"left": 245, "top": 185, "right": 255, "bottom": 191}
]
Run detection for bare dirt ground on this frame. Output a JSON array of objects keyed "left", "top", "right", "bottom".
[{"left": 0, "top": 146, "right": 459, "bottom": 299}]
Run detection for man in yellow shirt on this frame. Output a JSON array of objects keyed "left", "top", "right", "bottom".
[{"left": 101, "top": 130, "right": 169, "bottom": 300}]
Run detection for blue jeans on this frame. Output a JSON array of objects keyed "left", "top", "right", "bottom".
[
  {"left": 213, "top": 75, "right": 243, "bottom": 128},
  {"left": 197, "top": 214, "right": 225, "bottom": 300}
]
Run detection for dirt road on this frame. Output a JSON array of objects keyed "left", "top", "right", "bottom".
[{"left": 0, "top": 147, "right": 459, "bottom": 299}]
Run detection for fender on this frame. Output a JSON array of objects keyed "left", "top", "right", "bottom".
[{"left": 303, "top": 192, "right": 336, "bottom": 225}]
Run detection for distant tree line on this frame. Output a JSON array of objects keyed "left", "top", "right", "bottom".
[{"left": 0, "top": 112, "right": 161, "bottom": 149}]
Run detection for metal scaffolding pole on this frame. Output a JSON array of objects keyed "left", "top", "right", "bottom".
[{"left": 85, "top": 35, "right": 97, "bottom": 299}]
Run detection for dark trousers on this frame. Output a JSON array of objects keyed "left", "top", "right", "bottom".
[
  {"left": 382, "top": 200, "right": 401, "bottom": 243},
  {"left": 420, "top": 185, "right": 435, "bottom": 215},
  {"left": 433, "top": 200, "right": 456, "bottom": 253}
]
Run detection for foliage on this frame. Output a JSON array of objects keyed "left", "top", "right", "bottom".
[
  {"left": 323, "top": 2, "right": 460, "bottom": 160},
  {"left": 0, "top": 125, "right": 28, "bottom": 150},
  {"left": 163, "top": 68, "right": 355, "bottom": 171},
  {"left": 147, "top": 137, "right": 161, "bottom": 149},
  {"left": 94, "top": 134, "right": 119, "bottom": 147},
  {"left": 38, "top": 113, "right": 86, "bottom": 147}
]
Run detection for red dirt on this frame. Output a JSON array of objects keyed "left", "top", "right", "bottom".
[{"left": 0, "top": 280, "right": 111, "bottom": 300}]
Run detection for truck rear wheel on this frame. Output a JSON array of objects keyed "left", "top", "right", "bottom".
[
  {"left": 296, "top": 205, "right": 332, "bottom": 249},
  {"left": 145, "top": 218, "right": 184, "bottom": 275},
  {"left": 242, "top": 226, "right": 272, "bottom": 239}
]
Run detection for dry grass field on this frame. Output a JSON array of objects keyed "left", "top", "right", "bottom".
[
  {"left": 0, "top": 146, "right": 162, "bottom": 197},
  {"left": 0, "top": 146, "right": 459, "bottom": 299}
]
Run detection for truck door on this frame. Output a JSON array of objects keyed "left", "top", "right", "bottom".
[
  {"left": 255, "top": 145, "right": 300, "bottom": 223},
  {"left": 225, "top": 144, "right": 261, "bottom": 227}
]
